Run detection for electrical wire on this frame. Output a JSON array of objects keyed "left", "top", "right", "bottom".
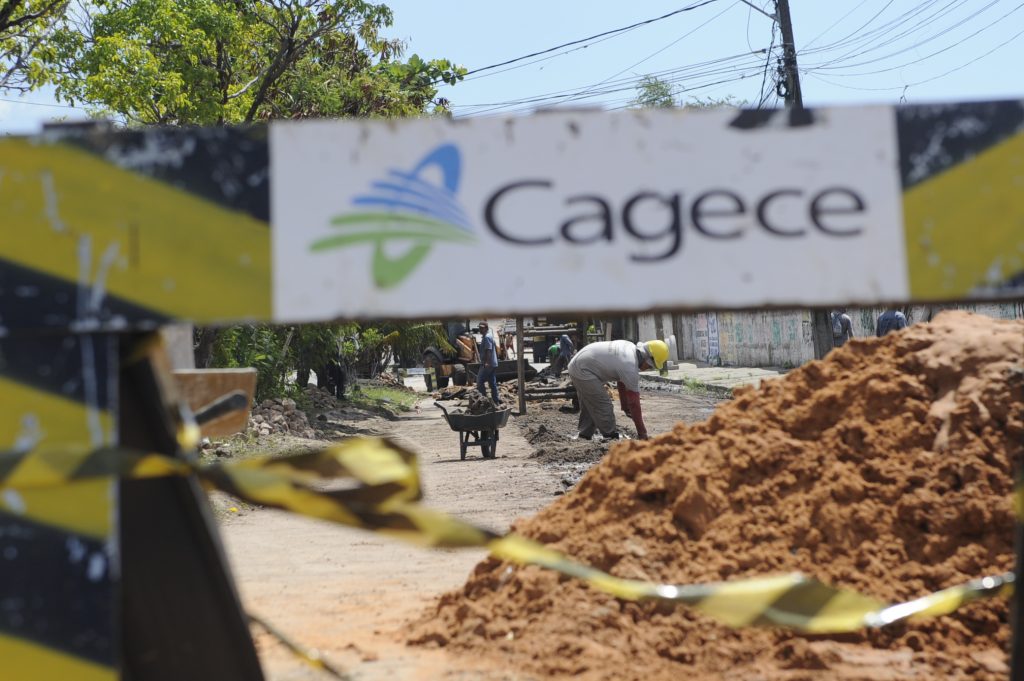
[
  {"left": 0, "top": 97, "right": 78, "bottom": 109},
  {"left": 809, "top": 0, "right": 969, "bottom": 66},
  {"left": 453, "top": 54, "right": 765, "bottom": 116},
  {"left": 451, "top": 51, "right": 760, "bottom": 110},
  {"left": 756, "top": 20, "right": 778, "bottom": 108},
  {"left": 800, "top": 0, "right": 873, "bottom": 50},
  {"left": 744, "top": 0, "right": 760, "bottom": 54},
  {"left": 446, "top": 0, "right": 1023, "bottom": 118},
  {"left": 453, "top": 20, "right": 652, "bottom": 86},
  {"left": 443, "top": 0, "right": 722, "bottom": 83},
  {"left": 604, "top": 67, "right": 764, "bottom": 110},
  {"left": 796, "top": 0, "right": 899, "bottom": 56},
  {"left": 807, "top": 0, "right": 1002, "bottom": 72},
  {"left": 804, "top": 21, "right": 1024, "bottom": 92},
  {"left": 798, "top": 0, "right": 955, "bottom": 67},
  {"left": 560, "top": 0, "right": 744, "bottom": 106},
  {"left": 808, "top": 0, "right": 1024, "bottom": 78},
  {"left": 797, "top": 0, "right": 945, "bottom": 62}
]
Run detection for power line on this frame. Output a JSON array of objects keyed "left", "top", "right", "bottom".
[
  {"left": 808, "top": 0, "right": 1024, "bottom": 78},
  {"left": 604, "top": 68, "right": 764, "bottom": 110},
  {"left": 452, "top": 53, "right": 764, "bottom": 115},
  {"left": 526, "top": 63, "right": 766, "bottom": 112},
  {"left": 0, "top": 96, "right": 78, "bottom": 109},
  {"left": 454, "top": 21, "right": 649, "bottom": 86},
  {"left": 744, "top": 0, "right": 761, "bottom": 53},
  {"left": 756, "top": 21, "right": 778, "bottom": 107},
  {"left": 902, "top": 22, "right": 1024, "bottom": 85},
  {"left": 560, "top": 0, "right": 743, "bottom": 106},
  {"left": 447, "top": 0, "right": 722, "bottom": 81},
  {"left": 798, "top": 0, "right": 964, "bottom": 66},
  {"left": 808, "top": 0, "right": 1002, "bottom": 72},
  {"left": 452, "top": 52, "right": 758, "bottom": 107},
  {"left": 798, "top": 0, "right": 899, "bottom": 57},
  {"left": 804, "top": 21, "right": 1024, "bottom": 92},
  {"left": 801, "top": 0, "right": 873, "bottom": 51}
]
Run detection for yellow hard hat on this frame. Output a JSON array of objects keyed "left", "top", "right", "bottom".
[{"left": 643, "top": 340, "right": 669, "bottom": 369}]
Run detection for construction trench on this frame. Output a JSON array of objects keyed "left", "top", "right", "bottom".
[{"left": 219, "top": 311, "right": 1022, "bottom": 681}]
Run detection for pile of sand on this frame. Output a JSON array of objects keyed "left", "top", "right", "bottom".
[{"left": 412, "top": 312, "right": 1023, "bottom": 680}]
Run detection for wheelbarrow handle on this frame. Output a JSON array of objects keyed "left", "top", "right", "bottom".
[{"left": 433, "top": 401, "right": 450, "bottom": 417}]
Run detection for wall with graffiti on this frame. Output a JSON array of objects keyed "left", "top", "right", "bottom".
[{"left": 637, "top": 301, "right": 1022, "bottom": 369}]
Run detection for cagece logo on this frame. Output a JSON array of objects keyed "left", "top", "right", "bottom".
[{"left": 310, "top": 143, "right": 474, "bottom": 288}]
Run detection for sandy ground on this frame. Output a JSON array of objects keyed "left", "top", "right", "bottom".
[{"left": 219, "top": 387, "right": 721, "bottom": 680}]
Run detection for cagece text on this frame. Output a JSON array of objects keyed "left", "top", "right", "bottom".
[{"left": 483, "top": 181, "right": 867, "bottom": 261}]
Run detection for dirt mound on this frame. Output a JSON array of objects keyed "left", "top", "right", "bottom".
[
  {"left": 520, "top": 402, "right": 635, "bottom": 465},
  {"left": 411, "top": 311, "right": 1024, "bottom": 680}
]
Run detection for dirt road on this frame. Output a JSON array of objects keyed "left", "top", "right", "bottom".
[{"left": 220, "top": 387, "right": 721, "bottom": 680}]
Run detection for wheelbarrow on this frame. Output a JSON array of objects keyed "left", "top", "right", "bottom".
[{"left": 434, "top": 401, "right": 511, "bottom": 460}]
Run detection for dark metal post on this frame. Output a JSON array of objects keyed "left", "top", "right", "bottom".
[{"left": 516, "top": 317, "right": 526, "bottom": 415}]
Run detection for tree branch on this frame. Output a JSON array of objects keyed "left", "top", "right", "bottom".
[
  {"left": 226, "top": 74, "right": 259, "bottom": 100},
  {"left": 0, "top": 0, "right": 24, "bottom": 32},
  {"left": 2, "top": 0, "right": 66, "bottom": 32}
]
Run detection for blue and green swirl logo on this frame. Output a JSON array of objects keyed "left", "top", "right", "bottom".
[{"left": 311, "top": 143, "right": 475, "bottom": 288}]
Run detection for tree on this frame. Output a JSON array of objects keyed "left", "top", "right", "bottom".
[
  {"left": 209, "top": 320, "right": 452, "bottom": 401},
  {"left": 31, "top": 1, "right": 464, "bottom": 399},
  {"left": 0, "top": 0, "right": 69, "bottom": 91},
  {"left": 631, "top": 75, "right": 677, "bottom": 109},
  {"left": 630, "top": 75, "right": 741, "bottom": 111},
  {"left": 34, "top": 0, "right": 464, "bottom": 124}
]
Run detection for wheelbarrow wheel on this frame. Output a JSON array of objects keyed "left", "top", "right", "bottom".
[{"left": 482, "top": 430, "right": 497, "bottom": 459}]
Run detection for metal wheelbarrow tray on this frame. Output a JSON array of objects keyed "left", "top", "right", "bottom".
[{"left": 434, "top": 401, "right": 511, "bottom": 460}]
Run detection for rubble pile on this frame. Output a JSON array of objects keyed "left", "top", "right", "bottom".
[
  {"left": 378, "top": 371, "right": 417, "bottom": 392},
  {"left": 435, "top": 383, "right": 518, "bottom": 405},
  {"left": 449, "top": 392, "right": 504, "bottom": 416},
  {"left": 434, "top": 385, "right": 471, "bottom": 401},
  {"left": 412, "top": 312, "right": 1024, "bottom": 680},
  {"left": 467, "top": 392, "right": 500, "bottom": 415},
  {"left": 301, "top": 385, "right": 341, "bottom": 410},
  {"left": 248, "top": 396, "right": 317, "bottom": 439}
]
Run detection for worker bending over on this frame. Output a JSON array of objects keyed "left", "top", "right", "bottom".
[{"left": 567, "top": 339, "right": 668, "bottom": 441}]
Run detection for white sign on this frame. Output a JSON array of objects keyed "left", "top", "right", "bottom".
[{"left": 270, "top": 107, "right": 906, "bottom": 321}]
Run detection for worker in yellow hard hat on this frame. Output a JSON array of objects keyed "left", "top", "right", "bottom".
[{"left": 566, "top": 339, "right": 669, "bottom": 441}]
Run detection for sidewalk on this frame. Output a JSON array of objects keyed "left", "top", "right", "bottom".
[
  {"left": 399, "top": 362, "right": 784, "bottom": 397},
  {"left": 641, "top": 362, "right": 785, "bottom": 396}
]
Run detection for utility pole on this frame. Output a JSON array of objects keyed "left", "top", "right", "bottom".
[
  {"left": 776, "top": 0, "right": 831, "bottom": 359},
  {"left": 775, "top": 0, "right": 803, "bottom": 108}
]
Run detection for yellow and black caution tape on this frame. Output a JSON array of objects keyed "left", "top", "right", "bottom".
[{"left": 0, "top": 437, "right": 1014, "bottom": 634}]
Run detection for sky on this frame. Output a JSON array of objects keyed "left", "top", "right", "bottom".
[{"left": 2, "top": 0, "right": 1023, "bottom": 132}]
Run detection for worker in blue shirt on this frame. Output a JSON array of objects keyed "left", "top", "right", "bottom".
[
  {"left": 476, "top": 321, "right": 501, "bottom": 404},
  {"left": 553, "top": 333, "right": 575, "bottom": 377},
  {"left": 876, "top": 309, "right": 908, "bottom": 337}
]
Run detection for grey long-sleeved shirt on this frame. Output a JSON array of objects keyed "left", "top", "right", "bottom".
[{"left": 567, "top": 340, "right": 641, "bottom": 392}]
